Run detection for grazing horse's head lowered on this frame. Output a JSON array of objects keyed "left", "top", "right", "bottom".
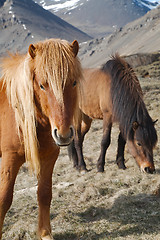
[
  {"left": 0, "top": 38, "right": 82, "bottom": 240},
  {"left": 127, "top": 119, "right": 158, "bottom": 173}
]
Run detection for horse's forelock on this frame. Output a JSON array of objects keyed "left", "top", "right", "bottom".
[
  {"left": 127, "top": 103, "right": 158, "bottom": 150},
  {"left": 35, "top": 39, "right": 82, "bottom": 104},
  {"left": 135, "top": 124, "right": 157, "bottom": 152},
  {"left": 34, "top": 39, "right": 82, "bottom": 129}
]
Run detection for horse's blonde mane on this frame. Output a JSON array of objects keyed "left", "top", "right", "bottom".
[
  {"left": 0, "top": 39, "right": 82, "bottom": 176},
  {"left": 35, "top": 39, "right": 82, "bottom": 102}
]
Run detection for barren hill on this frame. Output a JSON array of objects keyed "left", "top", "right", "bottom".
[
  {"left": 79, "top": 5, "right": 160, "bottom": 68},
  {"left": 0, "top": 0, "right": 91, "bottom": 56},
  {"left": 35, "top": 0, "right": 158, "bottom": 37}
]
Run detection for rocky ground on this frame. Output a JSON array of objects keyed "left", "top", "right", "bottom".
[{"left": 1, "top": 61, "right": 160, "bottom": 239}]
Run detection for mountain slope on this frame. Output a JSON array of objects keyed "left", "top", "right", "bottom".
[
  {"left": 135, "top": 0, "right": 160, "bottom": 9},
  {"left": 35, "top": 0, "right": 160, "bottom": 37},
  {"left": 0, "top": 0, "right": 91, "bottom": 55},
  {"left": 78, "top": 5, "right": 160, "bottom": 68}
]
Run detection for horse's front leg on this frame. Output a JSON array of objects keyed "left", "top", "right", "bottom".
[
  {"left": 74, "top": 114, "right": 92, "bottom": 172},
  {"left": 37, "top": 148, "right": 59, "bottom": 240},
  {"left": 116, "top": 132, "right": 127, "bottom": 169},
  {"left": 67, "top": 140, "right": 78, "bottom": 169},
  {"left": 0, "top": 152, "right": 24, "bottom": 239},
  {"left": 97, "top": 114, "right": 112, "bottom": 172}
]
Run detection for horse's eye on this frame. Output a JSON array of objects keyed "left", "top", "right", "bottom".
[
  {"left": 137, "top": 142, "right": 141, "bottom": 146},
  {"left": 40, "top": 84, "right": 45, "bottom": 90},
  {"left": 73, "top": 81, "right": 77, "bottom": 87}
]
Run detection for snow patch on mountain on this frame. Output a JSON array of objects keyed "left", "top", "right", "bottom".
[
  {"left": 42, "top": 0, "right": 82, "bottom": 12},
  {"left": 134, "top": 0, "right": 160, "bottom": 9},
  {"left": 40, "top": 0, "right": 160, "bottom": 13}
]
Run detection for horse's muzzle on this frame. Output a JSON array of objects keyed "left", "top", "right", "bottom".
[
  {"left": 140, "top": 164, "right": 155, "bottom": 174},
  {"left": 52, "top": 126, "right": 74, "bottom": 146},
  {"left": 143, "top": 166, "right": 155, "bottom": 174}
]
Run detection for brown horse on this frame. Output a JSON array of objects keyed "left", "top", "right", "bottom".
[
  {"left": 68, "top": 55, "right": 158, "bottom": 174},
  {"left": 0, "top": 38, "right": 82, "bottom": 240}
]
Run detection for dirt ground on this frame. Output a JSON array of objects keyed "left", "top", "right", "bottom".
[{"left": 2, "top": 73, "right": 160, "bottom": 239}]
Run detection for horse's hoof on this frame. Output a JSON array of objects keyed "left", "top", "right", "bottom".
[
  {"left": 117, "top": 163, "right": 127, "bottom": 170},
  {"left": 97, "top": 166, "right": 104, "bottom": 173},
  {"left": 80, "top": 169, "right": 88, "bottom": 174},
  {"left": 40, "top": 231, "right": 54, "bottom": 240},
  {"left": 116, "top": 158, "right": 126, "bottom": 170},
  {"left": 74, "top": 166, "right": 78, "bottom": 171},
  {"left": 41, "top": 236, "right": 54, "bottom": 240},
  {"left": 78, "top": 165, "right": 88, "bottom": 173}
]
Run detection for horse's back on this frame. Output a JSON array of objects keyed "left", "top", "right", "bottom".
[{"left": 80, "top": 68, "right": 112, "bottom": 119}]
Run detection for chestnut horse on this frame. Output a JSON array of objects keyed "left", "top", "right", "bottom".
[
  {"left": 68, "top": 55, "right": 158, "bottom": 174},
  {"left": 0, "top": 38, "right": 82, "bottom": 239}
]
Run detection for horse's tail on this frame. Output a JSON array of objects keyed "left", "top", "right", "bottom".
[{"left": 101, "top": 54, "right": 143, "bottom": 138}]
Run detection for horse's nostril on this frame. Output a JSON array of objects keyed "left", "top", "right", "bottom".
[
  {"left": 52, "top": 126, "right": 74, "bottom": 146},
  {"left": 70, "top": 126, "right": 74, "bottom": 139},
  {"left": 54, "top": 128, "right": 58, "bottom": 138},
  {"left": 144, "top": 167, "right": 155, "bottom": 174},
  {"left": 54, "top": 126, "right": 74, "bottom": 139},
  {"left": 144, "top": 167, "right": 150, "bottom": 173}
]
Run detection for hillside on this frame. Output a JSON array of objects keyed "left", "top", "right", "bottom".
[
  {"left": 0, "top": 0, "right": 91, "bottom": 56},
  {"left": 79, "top": 5, "right": 160, "bottom": 68},
  {"left": 35, "top": 0, "right": 160, "bottom": 37}
]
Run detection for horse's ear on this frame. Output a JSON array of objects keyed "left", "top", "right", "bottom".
[
  {"left": 132, "top": 121, "right": 139, "bottom": 131},
  {"left": 71, "top": 40, "right": 79, "bottom": 57},
  {"left": 153, "top": 119, "right": 158, "bottom": 125},
  {"left": 29, "top": 44, "right": 36, "bottom": 59}
]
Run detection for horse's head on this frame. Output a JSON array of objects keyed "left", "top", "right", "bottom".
[
  {"left": 28, "top": 39, "right": 82, "bottom": 146},
  {"left": 127, "top": 121, "right": 158, "bottom": 174}
]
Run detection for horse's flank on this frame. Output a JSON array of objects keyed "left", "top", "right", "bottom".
[{"left": 0, "top": 39, "right": 82, "bottom": 174}]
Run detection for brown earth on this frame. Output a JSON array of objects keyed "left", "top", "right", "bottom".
[{"left": 2, "top": 63, "right": 160, "bottom": 239}]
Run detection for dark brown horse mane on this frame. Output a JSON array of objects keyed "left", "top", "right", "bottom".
[{"left": 102, "top": 54, "right": 157, "bottom": 149}]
